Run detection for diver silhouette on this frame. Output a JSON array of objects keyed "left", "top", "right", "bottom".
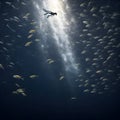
[{"left": 43, "top": 8, "right": 57, "bottom": 18}]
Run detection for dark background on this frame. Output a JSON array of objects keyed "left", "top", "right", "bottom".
[{"left": 0, "top": 0, "right": 120, "bottom": 120}]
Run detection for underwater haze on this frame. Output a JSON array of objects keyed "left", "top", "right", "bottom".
[{"left": 0, "top": 0, "right": 120, "bottom": 120}]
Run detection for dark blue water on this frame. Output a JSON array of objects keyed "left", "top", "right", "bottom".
[{"left": 0, "top": 0, "right": 120, "bottom": 120}]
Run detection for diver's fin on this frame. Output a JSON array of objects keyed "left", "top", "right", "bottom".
[{"left": 43, "top": 8, "right": 51, "bottom": 13}]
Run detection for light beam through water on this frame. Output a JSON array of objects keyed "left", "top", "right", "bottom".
[{"left": 33, "top": 0, "right": 78, "bottom": 73}]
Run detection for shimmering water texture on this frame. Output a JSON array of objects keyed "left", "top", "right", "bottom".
[{"left": 33, "top": 0, "right": 78, "bottom": 73}]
